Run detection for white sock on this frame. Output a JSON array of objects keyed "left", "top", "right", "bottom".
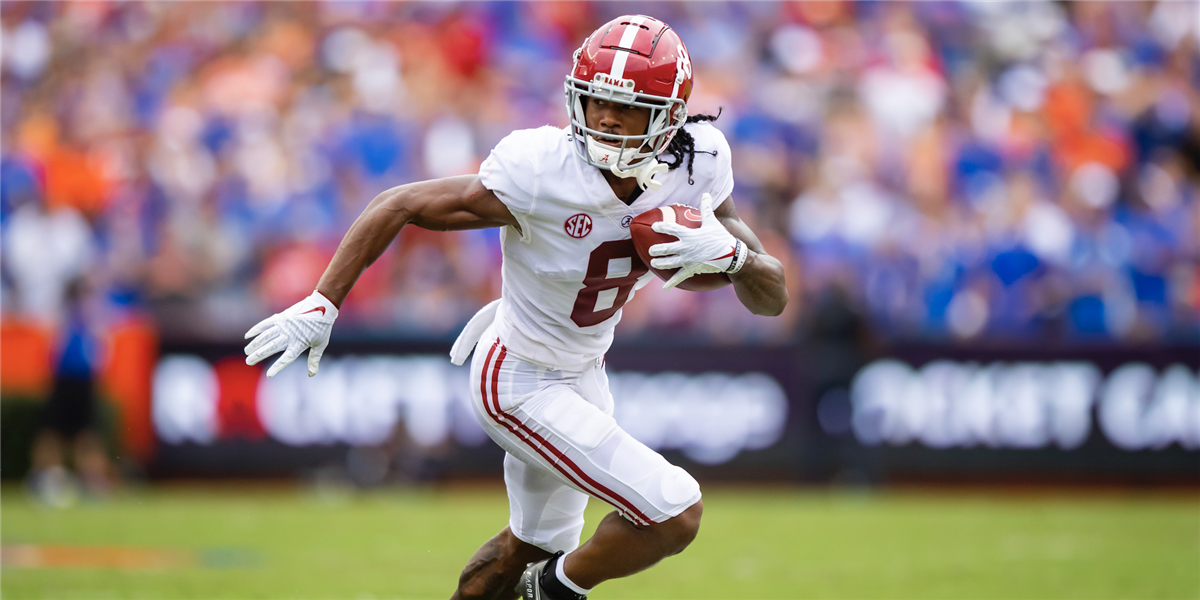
[{"left": 556, "top": 552, "right": 594, "bottom": 595}]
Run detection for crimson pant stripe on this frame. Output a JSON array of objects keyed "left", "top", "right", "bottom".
[
  {"left": 480, "top": 339, "right": 652, "bottom": 525},
  {"left": 488, "top": 346, "right": 652, "bottom": 526},
  {"left": 477, "top": 341, "right": 606, "bottom": 516}
]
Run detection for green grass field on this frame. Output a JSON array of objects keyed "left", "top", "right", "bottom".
[{"left": 1, "top": 483, "right": 1197, "bottom": 599}]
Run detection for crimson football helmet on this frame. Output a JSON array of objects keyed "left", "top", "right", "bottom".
[{"left": 565, "top": 15, "right": 693, "bottom": 173}]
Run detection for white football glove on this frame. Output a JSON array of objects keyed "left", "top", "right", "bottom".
[
  {"left": 244, "top": 290, "right": 339, "bottom": 378},
  {"left": 648, "top": 193, "right": 749, "bottom": 290}
]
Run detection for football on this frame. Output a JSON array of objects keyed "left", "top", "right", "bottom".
[{"left": 630, "top": 204, "right": 733, "bottom": 291}]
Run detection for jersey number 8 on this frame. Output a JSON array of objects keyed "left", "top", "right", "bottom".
[{"left": 570, "top": 240, "right": 649, "bottom": 327}]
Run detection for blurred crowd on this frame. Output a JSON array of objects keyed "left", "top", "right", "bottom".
[{"left": 2, "top": 1, "right": 1198, "bottom": 345}]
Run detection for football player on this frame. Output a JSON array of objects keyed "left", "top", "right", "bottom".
[{"left": 245, "top": 15, "right": 786, "bottom": 600}]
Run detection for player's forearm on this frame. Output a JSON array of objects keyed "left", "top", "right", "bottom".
[
  {"left": 729, "top": 251, "right": 788, "bottom": 316},
  {"left": 316, "top": 186, "right": 416, "bottom": 308},
  {"left": 315, "top": 176, "right": 512, "bottom": 307}
]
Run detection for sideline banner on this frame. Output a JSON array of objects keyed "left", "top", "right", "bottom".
[
  {"left": 806, "top": 345, "right": 1199, "bottom": 484},
  {"left": 148, "top": 342, "right": 1199, "bottom": 483}
]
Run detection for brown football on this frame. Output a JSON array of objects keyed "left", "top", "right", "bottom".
[{"left": 630, "top": 204, "right": 733, "bottom": 292}]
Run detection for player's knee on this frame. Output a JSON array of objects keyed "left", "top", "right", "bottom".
[{"left": 662, "top": 498, "right": 703, "bottom": 555}]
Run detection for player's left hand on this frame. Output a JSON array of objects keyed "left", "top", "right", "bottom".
[
  {"left": 244, "top": 290, "right": 339, "bottom": 378},
  {"left": 648, "top": 193, "right": 747, "bottom": 289}
]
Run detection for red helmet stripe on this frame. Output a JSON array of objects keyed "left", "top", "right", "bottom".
[
  {"left": 610, "top": 47, "right": 629, "bottom": 80},
  {"left": 615, "top": 16, "right": 645, "bottom": 49},
  {"left": 608, "top": 17, "right": 645, "bottom": 79}
]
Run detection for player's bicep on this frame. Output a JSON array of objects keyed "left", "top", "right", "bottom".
[
  {"left": 714, "top": 196, "right": 766, "bottom": 254},
  {"left": 396, "top": 175, "right": 521, "bottom": 233}
]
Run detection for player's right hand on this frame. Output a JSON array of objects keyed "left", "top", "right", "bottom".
[
  {"left": 244, "top": 290, "right": 339, "bottom": 378},
  {"left": 647, "top": 193, "right": 747, "bottom": 289}
]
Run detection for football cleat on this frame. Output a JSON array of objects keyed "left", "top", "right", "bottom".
[{"left": 517, "top": 552, "right": 587, "bottom": 600}]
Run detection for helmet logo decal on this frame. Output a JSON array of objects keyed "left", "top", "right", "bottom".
[
  {"left": 564, "top": 213, "right": 593, "bottom": 239},
  {"left": 676, "top": 43, "right": 692, "bottom": 83}
]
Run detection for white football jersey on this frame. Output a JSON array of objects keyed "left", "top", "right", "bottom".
[{"left": 476, "top": 122, "right": 734, "bottom": 368}]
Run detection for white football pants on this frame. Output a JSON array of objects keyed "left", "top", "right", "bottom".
[{"left": 468, "top": 325, "right": 702, "bottom": 553}]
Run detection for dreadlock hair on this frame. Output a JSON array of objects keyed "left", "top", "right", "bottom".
[{"left": 661, "top": 108, "right": 722, "bottom": 185}]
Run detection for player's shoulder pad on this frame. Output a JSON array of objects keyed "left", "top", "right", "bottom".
[
  {"left": 491, "top": 125, "right": 568, "bottom": 164},
  {"left": 482, "top": 126, "right": 569, "bottom": 236},
  {"left": 483, "top": 126, "right": 565, "bottom": 197}
]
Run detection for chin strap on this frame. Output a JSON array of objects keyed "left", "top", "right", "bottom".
[
  {"left": 611, "top": 157, "right": 669, "bottom": 191},
  {"left": 585, "top": 135, "right": 668, "bottom": 191}
]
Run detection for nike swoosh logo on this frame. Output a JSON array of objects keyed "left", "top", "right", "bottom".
[
  {"left": 713, "top": 246, "right": 736, "bottom": 261},
  {"left": 684, "top": 209, "right": 703, "bottom": 222},
  {"left": 300, "top": 306, "right": 326, "bottom": 316}
]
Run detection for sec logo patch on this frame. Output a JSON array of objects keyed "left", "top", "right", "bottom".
[{"left": 564, "top": 213, "right": 593, "bottom": 238}]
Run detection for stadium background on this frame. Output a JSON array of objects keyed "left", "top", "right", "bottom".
[{"left": 1, "top": 1, "right": 1197, "bottom": 599}]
